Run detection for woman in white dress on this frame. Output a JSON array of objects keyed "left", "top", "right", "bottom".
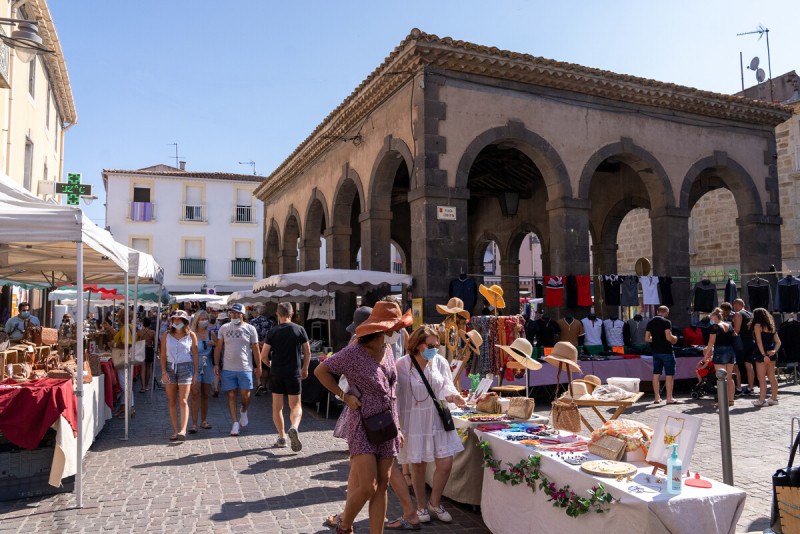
[{"left": 396, "top": 325, "right": 466, "bottom": 524}]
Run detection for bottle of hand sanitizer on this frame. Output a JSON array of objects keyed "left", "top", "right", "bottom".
[{"left": 666, "top": 443, "right": 682, "bottom": 495}]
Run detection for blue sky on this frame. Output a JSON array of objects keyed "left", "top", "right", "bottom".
[{"left": 48, "top": 0, "right": 797, "bottom": 226}]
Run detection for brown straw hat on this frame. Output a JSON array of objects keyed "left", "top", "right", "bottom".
[
  {"left": 498, "top": 337, "right": 542, "bottom": 370},
  {"left": 573, "top": 374, "right": 602, "bottom": 393},
  {"left": 465, "top": 330, "right": 483, "bottom": 354},
  {"left": 479, "top": 284, "right": 505, "bottom": 309},
  {"left": 355, "top": 302, "right": 413, "bottom": 338},
  {"left": 436, "top": 297, "right": 470, "bottom": 319},
  {"left": 542, "top": 341, "right": 582, "bottom": 373}
]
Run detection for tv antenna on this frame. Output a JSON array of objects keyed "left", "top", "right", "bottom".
[
  {"left": 239, "top": 160, "right": 256, "bottom": 175},
  {"left": 167, "top": 142, "right": 184, "bottom": 169},
  {"left": 737, "top": 25, "right": 773, "bottom": 102}
]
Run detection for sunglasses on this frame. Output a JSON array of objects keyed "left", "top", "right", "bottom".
[{"left": 425, "top": 342, "right": 440, "bottom": 350}]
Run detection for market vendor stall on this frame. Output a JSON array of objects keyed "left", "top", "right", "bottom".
[{"left": 474, "top": 429, "right": 745, "bottom": 534}]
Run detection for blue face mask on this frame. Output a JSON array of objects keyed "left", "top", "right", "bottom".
[
  {"left": 231, "top": 318, "right": 242, "bottom": 325},
  {"left": 19, "top": 311, "right": 30, "bottom": 319},
  {"left": 422, "top": 347, "right": 438, "bottom": 360},
  {"left": 172, "top": 323, "right": 184, "bottom": 330}
]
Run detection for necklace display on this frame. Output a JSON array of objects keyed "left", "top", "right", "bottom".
[{"left": 663, "top": 416, "right": 685, "bottom": 445}]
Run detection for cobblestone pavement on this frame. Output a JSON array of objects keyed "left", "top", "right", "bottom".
[{"left": 0, "top": 376, "right": 795, "bottom": 533}]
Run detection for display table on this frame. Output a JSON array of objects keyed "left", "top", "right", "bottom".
[
  {"left": 424, "top": 411, "right": 549, "bottom": 506},
  {"left": 573, "top": 392, "right": 645, "bottom": 432},
  {"left": 459, "top": 356, "right": 702, "bottom": 388},
  {"left": 475, "top": 430, "right": 745, "bottom": 534}
]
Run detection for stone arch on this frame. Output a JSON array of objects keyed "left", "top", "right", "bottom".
[
  {"left": 304, "top": 188, "right": 329, "bottom": 239},
  {"left": 332, "top": 166, "right": 365, "bottom": 229},
  {"left": 598, "top": 196, "right": 651, "bottom": 247},
  {"left": 507, "top": 223, "right": 547, "bottom": 263},
  {"left": 455, "top": 120, "right": 571, "bottom": 200},
  {"left": 368, "top": 136, "right": 414, "bottom": 212},
  {"left": 679, "top": 153, "right": 763, "bottom": 218},
  {"left": 264, "top": 218, "right": 282, "bottom": 276},
  {"left": 578, "top": 139, "right": 674, "bottom": 211},
  {"left": 281, "top": 206, "right": 302, "bottom": 273}
]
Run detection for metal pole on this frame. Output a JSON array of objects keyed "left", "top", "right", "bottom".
[
  {"left": 739, "top": 51, "right": 744, "bottom": 92},
  {"left": 75, "top": 242, "right": 84, "bottom": 508},
  {"left": 130, "top": 261, "right": 140, "bottom": 420},
  {"left": 150, "top": 283, "right": 163, "bottom": 404},
  {"left": 765, "top": 29, "right": 773, "bottom": 102},
  {"left": 122, "top": 273, "right": 129, "bottom": 441},
  {"left": 716, "top": 369, "right": 734, "bottom": 485}
]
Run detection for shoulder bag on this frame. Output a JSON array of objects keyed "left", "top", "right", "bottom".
[
  {"left": 772, "top": 429, "right": 800, "bottom": 533},
  {"left": 354, "top": 362, "right": 398, "bottom": 446},
  {"left": 550, "top": 366, "right": 581, "bottom": 433},
  {"left": 409, "top": 355, "right": 455, "bottom": 432}
]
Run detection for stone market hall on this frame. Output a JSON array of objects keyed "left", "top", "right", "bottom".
[{"left": 255, "top": 29, "right": 792, "bottom": 345}]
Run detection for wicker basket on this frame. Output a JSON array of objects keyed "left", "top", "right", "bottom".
[
  {"left": 47, "top": 369, "right": 73, "bottom": 380},
  {"left": 588, "top": 435, "right": 627, "bottom": 461},
  {"left": 777, "top": 486, "right": 800, "bottom": 534}
]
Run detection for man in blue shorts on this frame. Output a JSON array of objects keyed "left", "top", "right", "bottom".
[
  {"left": 214, "top": 303, "right": 260, "bottom": 436},
  {"left": 645, "top": 306, "right": 680, "bottom": 404}
]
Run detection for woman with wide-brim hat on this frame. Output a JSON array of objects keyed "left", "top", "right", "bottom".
[
  {"left": 315, "top": 301, "right": 412, "bottom": 534},
  {"left": 161, "top": 310, "right": 199, "bottom": 441}
]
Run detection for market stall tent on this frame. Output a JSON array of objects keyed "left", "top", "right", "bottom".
[
  {"left": 229, "top": 288, "right": 331, "bottom": 305},
  {"left": 253, "top": 268, "right": 412, "bottom": 294}
]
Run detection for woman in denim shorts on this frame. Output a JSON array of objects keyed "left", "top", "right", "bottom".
[
  {"left": 189, "top": 310, "right": 216, "bottom": 433},
  {"left": 160, "top": 310, "right": 198, "bottom": 441},
  {"left": 703, "top": 308, "right": 735, "bottom": 408}
]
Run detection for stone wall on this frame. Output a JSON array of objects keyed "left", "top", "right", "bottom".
[
  {"left": 616, "top": 188, "right": 739, "bottom": 274},
  {"left": 777, "top": 102, "right": 800, "bottom": 272}
]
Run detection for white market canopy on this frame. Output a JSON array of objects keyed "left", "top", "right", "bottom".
[
  {"left": 229, "top": 288, "right": 331, "bottom": 305},
  {"left": 173, "top": 293, "right": 228, "bottom": 306},
  {"left": 0, "top": 176, "right": 164, "bottom": 285},
  {"left": 253, "top": 268, "right": 412, "bottom": 294}
]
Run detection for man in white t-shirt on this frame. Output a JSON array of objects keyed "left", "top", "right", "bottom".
[{"left": 214, "top": 303, "right": 260, "bottom": 436}]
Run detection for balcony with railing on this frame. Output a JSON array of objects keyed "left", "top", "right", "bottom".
[
  {"left": 180, "top": 258, "right": 206, "bottom": 276},
  {"left": 181, "top": 204, "right": 207, "bottom": 222},
  {"left": 231, "top": 259, "right": 256, "bottom": 278},
  {"left": 129, "top": 201, "right": 156, "bottom": 222},
  {"left": 392, "top": 262, "right": 403, "bottom": 274},
  {"left": 232, "top": 205, "right": 254, "bottom": 223}
]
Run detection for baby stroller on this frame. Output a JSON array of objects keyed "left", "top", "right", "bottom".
[{"left": 690, "top": 362, "right": 717, "bottom": 399}]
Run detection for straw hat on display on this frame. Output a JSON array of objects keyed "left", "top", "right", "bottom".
[
  {"left": 355, "top": 302, "right": 413, "bottom": 338},
  {"left": 436, "top": 297, "right": 470, "bottom": 319},
  {"left": 542, "top": 341, "right": 582, "bottom": 373},
  {"left": 479, "top": 284, "right": 505, "bottom": 309},
  {"left": 559, "top": 380, "right": 593, "bottom": 401},
  {"left": 573, "top": 374, "right": 602, "bottom": 393},
  {"left": 465, "top": 330, "right": 482, "bottom": 354},
  {"left": 497, "top": 337, "right": 542, "bottom": 370},
  {"left": 346, "top": 306, "right": 373, "bottom": 334}
]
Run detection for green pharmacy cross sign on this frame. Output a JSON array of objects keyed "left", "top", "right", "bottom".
[{"left": 55, "top": 173, "right": 92, "bottom": 205}]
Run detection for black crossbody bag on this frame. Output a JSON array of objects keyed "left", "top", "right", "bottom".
[
  {"left": 354, "top": 364, "right": 398, "bottom": 446},
  {"left": 409, "top": 356, "right": 456, "bottom": 432}
]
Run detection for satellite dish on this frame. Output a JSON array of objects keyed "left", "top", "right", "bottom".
[
  {"left": 749, "top": 56, "right": 760, "bottom": 70},
  {"left": 756, "top": 68, "right": 766, "bottom": 83}
]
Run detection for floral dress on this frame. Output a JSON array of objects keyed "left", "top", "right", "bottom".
[{"left": 323, "top": 342, "right": 401, "bottom": 458}]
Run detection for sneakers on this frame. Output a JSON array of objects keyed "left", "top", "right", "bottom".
[
  {"left": 416, "top": 509, "right": 430, "bottom": 523},
  {"left": 427, "top": 503, "right": 453, "bottom": 523},
  {"left": 254, "top": 385, "right": 264, "bottom": 397},
  {"left": 768, "top": 399, "right": 779, "bottom": 405},
  {"left": 743, "top": 386, "right": 756, "bottom": 396},
  {"left": 239, "top": 410, "right": 249, "bottom": 428},
  {"left": 230, "top": 422, "right": 240, "bottom": 436},
  {"left": 275, "top": 437, "right": 288, "bottom": 448},
  {"left": 288, "top": 426, "right": 302, "bottom": 452},
  {"left": 751, "top": 400, "right": 769, "bottom": 407},
  {"left": 734, "top": 388, "right": 743, "bottom": 397}
]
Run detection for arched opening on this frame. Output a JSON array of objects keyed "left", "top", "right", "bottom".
[
  {"left": 330, "top": 174, "right": 363, "bottom": 270},
  {"left": 689, "top": 186, "right": 740, "bottom": 287},
  {"left": 264, "top": 220, "right": 281, "bottom": 277},
  {"left": 303, "top": 194, "right": 328, "bottom": 271},
  {"left": 512, "top": 231, "right": 543, "bottom": 305},
  {"left": 281, "top": 213, "right": 301, "bottom": 274}
]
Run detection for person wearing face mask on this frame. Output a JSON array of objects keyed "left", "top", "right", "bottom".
[
  {"left": 5, "top": 302, "right": 39, "bottom": 341},
  {"left": 702, "top": 307, "right": 736, "bottom": 408},
  {"left": 161, "top": 310, "right": 199, "bottom": 441},
  {"left": 394, "top": 324, "right": 465, "bottom": 524},
  {"left": 214, "top": 303, "right": 260, "bottom": 437},
  {"left": 260, "top": 302, "right": 310, "bottom": 450},
  {"left": 189, "top": 310, "right": 216, "bottom": 432}
]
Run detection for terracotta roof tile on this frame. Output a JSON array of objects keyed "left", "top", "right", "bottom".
[{"left": 102, "top": 168, "right": 262, "bottom": 183}]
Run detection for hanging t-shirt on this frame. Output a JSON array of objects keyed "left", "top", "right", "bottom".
[
  {"left": 621, "top": 276, "right": 639, "bottom": 306},
  {"left": 724, "top": 279, "right": 737, "bottom": 304},
  {"left": 602, "top": 275, "right": 622, "bottom": 307},
  {"left": 565, "top": 275, "right": 578, "bottom": 308},
  {"left": 576, "top": 275, "right": 593, "bottom": 306},
  {"left": 658, "top": 276, "right": 674, "bottom": 307},
  {"left": 581, "top": 317, "right": 603, "bottom": 346},
  {"left": 544, "top": 276, "right": 564, "bottom": 307},
  {"left": 603, "top": 318, "right": 625, "bottom": 347},
  {"left": 641, "top": 275, "right": 660, "bottom": 305}
]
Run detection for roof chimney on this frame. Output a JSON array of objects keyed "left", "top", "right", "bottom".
[{"left": 179, "top": 161, "right": 186, "bottom": 171}]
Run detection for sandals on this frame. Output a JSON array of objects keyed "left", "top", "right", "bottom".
[
  {"left": 323, "top": 515, "right": 353, "bottom": 534},
  {"left": 116, "top": 408, "right": 135, "bottom": 419},
  {"left": 188, "top": 426, "right": 198, "bottom": 434},
  {"left": 200, "top": 421, "right": 212, "bottom": 429},
  {"left": 385, "top": 517, "right": 421, "bottom": 530},
  {"left": 403, "top": 473, "right": 413, "bottom": 487}
]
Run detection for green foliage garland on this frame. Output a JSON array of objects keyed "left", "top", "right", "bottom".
[{"left": 479, "top": 439, "right": 616, "bottom": 518}]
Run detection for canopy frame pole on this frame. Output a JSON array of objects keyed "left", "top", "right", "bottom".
[
  {"left": 129, "top": 261, "right": 140, "bottom": 421},
  {"left": 122, "top": 271, "right": 130, "bottom": 441},
  {"left": 75, "top": 241, "right": 84, "bottom": 508},
  {"left": 149, "top": 283, "right": 163, "bottom": 404}
]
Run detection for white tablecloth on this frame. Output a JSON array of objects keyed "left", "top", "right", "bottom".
[
  {"left": 475, "top": 430, "right": 745, "bottom": 534},
  {"left": 49, "top": 375, "right": 111, "bottom": 486}
]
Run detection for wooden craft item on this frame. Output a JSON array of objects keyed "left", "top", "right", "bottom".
[
  {"left": 776, "top": 486, "right": 800, "bottom": 533},
  {"left": 580, "top": 459, "right": 638, "bottom": 478}
]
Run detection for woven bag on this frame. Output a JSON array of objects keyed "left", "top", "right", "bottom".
[
  {"left": 476, "top": 392, "right": 501, "bottom": 414},
  {"left": 507, "top": 397, "right": 535, "bottom": 420},
  {"left": 550, "top": 366, "right": 581, "bottom": 433},
  {"left": 588, "top": 435, "right": 627, "bottom": 461},
  {"left": 40, "top": 328, "right": 58, "bottom": 345},
  {"left": 88, "top": 352, "right": 101, "bottom": 376}
]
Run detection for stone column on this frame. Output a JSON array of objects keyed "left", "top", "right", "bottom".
[
  {"left": 737, "top": 215, "right": 783, "bottom": 305},
  {"left": 650, "top": 209, "right": 691, "bottom": 327},
  {"left": 298, "top": 239, "right": 321, "bottom": 271},
  {"left": 279, "top": 252, "right": 296, "bottom": 274},
  {"left": 324, "top": 226, "right": 356, "bottom": 349},
  {"left": 359, "top": 210, "right": 393, "bottom": 272},
  {"left": 591, "top": 242, "right": 619, "bottom": 317},
  {"left": 546, "top": 198, "right": 591, "bottom": 318},
  {"left": 499, "top": 259, "right": 520, "bottom": 315},
  {"left": 408, "top": 189, "right": 470, "bottom": 323}
]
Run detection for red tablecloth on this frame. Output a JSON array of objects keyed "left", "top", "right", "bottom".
[
  {"left": 0, "top": 378, "right": 78, "bottom": 449},
  {"left": 100, "top": 359, "right": 119, "bottom": 409}
]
